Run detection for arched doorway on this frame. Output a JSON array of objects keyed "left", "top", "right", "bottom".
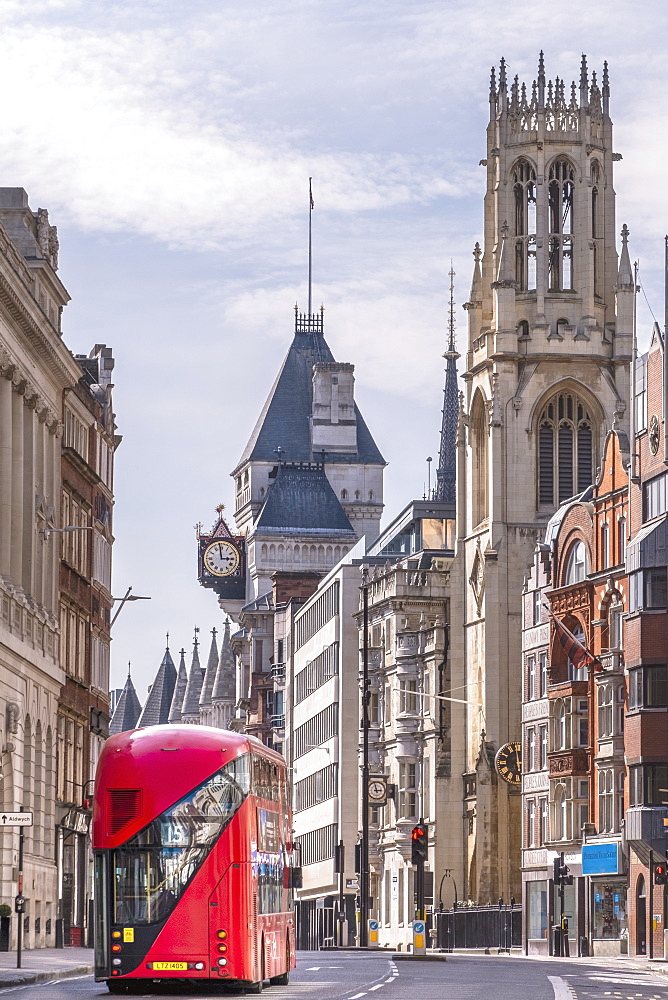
[{"left": 636, "top": 875, "right": 647, "bottom": 955}]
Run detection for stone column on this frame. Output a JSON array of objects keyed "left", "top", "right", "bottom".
[
  {"left": 10, "top": 389, "right": 23, "bottom": 585},
  {"left": 46, "top": 424, "right": 58, "bottom": 615},
  {"left": 21, "top": 403, "right": 35, "bottom": 596},
  {"left": 0, "top": 376, "right": 12, "bottom": 578}
]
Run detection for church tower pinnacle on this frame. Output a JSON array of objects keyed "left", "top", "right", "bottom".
[
  {"left": 436, "top": 263, "right": 460, "bottom": 502},
  {"left": 448, "top": 53, "right": 632, "bottom": 908}
]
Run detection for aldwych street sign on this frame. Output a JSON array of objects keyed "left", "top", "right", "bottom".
[{"left": 0, "top": 813, "right": 33, "bottom": 827}]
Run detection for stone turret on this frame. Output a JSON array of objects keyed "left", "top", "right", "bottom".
[{"left": 168, "top": 649, "right": 189, "bottom": 723}]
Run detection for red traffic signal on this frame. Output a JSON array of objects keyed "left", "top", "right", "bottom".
[
  {"left": 654, "top": 863, "right": 666, "bottom": 885},
  {"left": 411, "top": 824, "right": 428, "bottom": 865}
]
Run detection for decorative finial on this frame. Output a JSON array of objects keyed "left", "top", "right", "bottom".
[
  {"left": 215, "top": 503, "right": 225, "bottom": 514},
  {"left": 537, "top": 50, "right": 545, "bottom": 86},
  {"left": 194, "top": 626, "right": 200, "bottom": 648},
  {"left": 473, "top": 242, "right": 482, "bottom": 264},
  {"left": 490, "top": 65, "right": 497, "bottom": 99},
  {"left": 591, "top": 70, "right": 598, "bottom": 91},
  {"left": 501, "top": 220, "right": 509, "bottom": 240},
  {"left": 602, "top": 61, "right": 609, "bottom": 93},
  {"left": 166, "top": 632, "right": 169, "bottom": 650},
  {"left": 621, "top": 223, "right": 629, "bottom": 244},
  {"left": 127, "top": 660, "right": 131, "bottom": 677},
  {"left": 211, "top": 626, "right": 217, "bottom": 637},
  {"left": 580, "top": 54, "right": 589, "bottom": 106},
  {"left": 273, "top": 445, "right": 284, "bottom": 464},
  {"left": 446, "top": 261, "right": 457, "bottom": 355},
  {"left": 499, "top": 57, "right": 507, "bottom": 91}
]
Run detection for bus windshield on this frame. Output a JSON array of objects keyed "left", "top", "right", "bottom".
[{"left": 112, "top": 754, "right": 250, "bottom": 925}]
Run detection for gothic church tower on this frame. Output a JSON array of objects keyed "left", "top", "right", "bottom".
[{"left": 449, "top": 54, "right": 632, "bottom": 903}]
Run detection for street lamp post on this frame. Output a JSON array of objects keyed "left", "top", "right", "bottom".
[
  {"left": 110, "top": 586, "right": 151, "bottom": 627},
  {"left": 359, "top": 569, "right": 370, "bottom": 947}
]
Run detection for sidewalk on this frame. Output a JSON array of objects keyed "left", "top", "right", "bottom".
[{"left": 0, "top": 946, "right": 93, "bottom": 989}]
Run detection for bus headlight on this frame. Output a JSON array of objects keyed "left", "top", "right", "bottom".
[
  {"left": 217, "top": 958, "right": 227, "bottom": 966},
  {"left": 194, "top": 962, "right": 205, "bottom": 971}
]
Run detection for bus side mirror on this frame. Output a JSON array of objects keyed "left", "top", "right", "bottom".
[{"left": 290, "top": 867, "right": 302, "bottom": 889}]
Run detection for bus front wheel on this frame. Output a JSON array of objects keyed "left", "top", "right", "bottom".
[{"left": 106, "top": 981, "right": 128, "bottom": 995}]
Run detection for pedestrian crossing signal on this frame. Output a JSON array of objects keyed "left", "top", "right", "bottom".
[
  {"left": 411, "top": 824, "right": 428, "bottom": 865},
  {"left": 654, "top": 863, "right": 666, "bottom": 885}
]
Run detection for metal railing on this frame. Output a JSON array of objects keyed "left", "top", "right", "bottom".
[{"left": 435, "top": 904, "right": 521, "bottom": 952}]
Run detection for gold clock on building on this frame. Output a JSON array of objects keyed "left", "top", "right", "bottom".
[
  {"left": 495, "top": 741, "right": 522, "bottom": 787},
  {"left": 203, "top": 539, "right": 240, "bottom": 577}
]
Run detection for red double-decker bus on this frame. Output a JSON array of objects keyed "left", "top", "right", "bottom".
[{"left": 93, "top": 725, "right": 297, "bottom": 994}]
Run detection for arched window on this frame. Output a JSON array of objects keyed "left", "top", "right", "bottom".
[
  {"left": 471, "top": 392, "right": 488, "bottom": 527},
  {"left": 600, "top": 522, "right": 609, "bottom": 569},
  {"left": 537, "top": 390, "right": 594, "bottom": 506},
  {"left": 608, "top": 594, "right": 623, "bottom": 650},
  {"left": 548, "top": 159, "right": 575, "bottom": 290},
  {"left": 517, "top": 319, "right": 530, "bottom": 341},
  {"left": 556, "top": 317, "right": 569, "bottom": 339},
  {"left": 512, "top": 159, "right": 537, "bottom": 290},
  {"left": 565, "top": 541, "right": 587, "bottom": 584},
  {"left": 341, "top": 489, "right": 348, "bottom": 501}
]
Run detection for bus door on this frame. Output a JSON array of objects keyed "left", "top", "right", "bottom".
[{"left": 209, "top": 863, "right": 253, "bottom": 981}]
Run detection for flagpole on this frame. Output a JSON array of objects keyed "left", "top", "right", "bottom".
[{"left": 308, "top": 177, "right": 313, "bottom": 315}]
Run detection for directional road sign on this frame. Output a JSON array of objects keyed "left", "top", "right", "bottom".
[{"left": 0, "top": 813, "right": 33, "bottom": 827}]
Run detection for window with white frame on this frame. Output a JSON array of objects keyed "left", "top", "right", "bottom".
[
  {"left": 598, "top": 684, "right": 613, "bottom": 738},
  {"left": 398, "top": 762, "right": 417, "bottom": 819},
  {"left": 527, "top": 728, "right": 536, "bottom": 771},
  {"left": 554, "top": 783, "right": 567, "bottom": 840},
  {"left": 527, "top": 655, "right": 536, "bottom": 700},
  {"left": 63, "top": 407, "right": 89, "bottom": 461},
  {"left": 565, "top": 541, "right": 588, "bottom": 584},
  {"left": 601, "top": 522, "right": 609, "bottom": 569},
  {"left": 539, "top": 725, "right": 548, "bottom": 770},
  {"left": 608, "top": 597, "right": 623, "bottom": 650},
  {"left": 555, "top": 700, "right": 567, "bottom": 750},
  {"left": 527, "top": 799, "right": 536, "bottom": 847},
  {"left": 539, "top": 652, "right": 548, "bottom": 696},
  {"left": 598, "top": 768, "right": 614, "bottom": 834},
  {"left": 539, "top": 797, "right": 548, "bottom": 845}
]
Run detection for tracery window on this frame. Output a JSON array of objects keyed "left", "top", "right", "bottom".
[
  {"left": 471, "top": 391, "right": 488, "bottom": 527},
  {"left": 591, "top": 161, "right": 602, "bottom": 297},
  {"left": 512, "top": 160, "right": 537, "bottom": 290},
  {"left": 538, "top": 390, "right": 594, "bottom": 506},
  {"left": 548, "top": 159, "right": 575, "bottom": 291}
]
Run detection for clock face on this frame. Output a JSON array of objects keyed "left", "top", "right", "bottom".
[
  {"left": 495, "top": 741, "right": 522, "bottom": 787},
  {"left": 649, "top": 415, "right": 660, "bottom": 455},
  {"left": 203, "top": 540, "right": 240, "bottom": 577},
  {"left": 368, "top": 779, "right": 387, "bottom": 802}
]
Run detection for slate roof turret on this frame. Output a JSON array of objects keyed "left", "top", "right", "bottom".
[
  {"left": 212, "top": 619, "right": 236, "bottom": 703},
  {"left": 256, "top": 463, "right": 356, "bottom": 534},
  {"left": 168, "top": 649, "right": 188, "bottom": 723},
  {"left": 199, "top": 628, "right": 219, "bottom": 709},
  {"left": 137, "top": 644, "right": 177, "bottom": 728},
  {"left": 234, "top": 324, "right": 384, "bottom": 471},
  {"left": 181, "top": 637, "right": 205, "bottom": 721},
  {"left": 109, "top": 666, "right": 142, "bottom": 736}
]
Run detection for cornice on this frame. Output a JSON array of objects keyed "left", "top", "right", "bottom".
[
  {"left": 0, "top": 343, "right": 62, "bottom": 432},
  {"left": 0, "top": 259, "right": 80, "bottom": 391}
]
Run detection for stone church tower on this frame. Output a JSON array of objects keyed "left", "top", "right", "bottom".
[{"left": 447, "top": 54, "right": 632, "bottom": 903}]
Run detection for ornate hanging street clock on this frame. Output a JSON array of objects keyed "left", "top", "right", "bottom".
[
  {"left": 197, "top": 506, "right": 246, "bottom": 606},
  {"left": 203, "top": 539, "right": 240, "bottom": 577},
  {"left": 495, "top": 741, "right": 522, "bottom": 787}
]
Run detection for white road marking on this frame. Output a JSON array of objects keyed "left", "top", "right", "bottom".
[
  {"left": 548, "top": 975, "right": 575, "bottom": 1000},
  {"left": 306, "top": 966, "right": 321, "bottom": 970},
  {"left": 587, "top": 976, "right": 662, "bottom": 985},
  {"left": 385, "top": 977, "right": 395, "bottom": 983},
  {"left": 369, "top": 984, "right": 384, "bottom": 991},
  {"left": 350, "top": 993, "right": 367, "bottom": 999}
]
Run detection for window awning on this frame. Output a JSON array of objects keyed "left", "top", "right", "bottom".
[{"left": 626, "top": 516, "right": 668, "bottom": 573}]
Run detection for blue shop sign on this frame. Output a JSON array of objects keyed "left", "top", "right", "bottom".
[{"left": 582, "top": 842, "right": 621, "bottom": 875}]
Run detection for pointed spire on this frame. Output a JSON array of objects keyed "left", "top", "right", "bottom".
[
  {"left": 499, "top": 57, "right": 507, "bottom": 92},
  {"left": 109, "top": 671, "right": 142, "bottom": 736},
  {"left": 617, "top": 224, "right": 633, "bottom": 287},
  {"left": 199, "top": 627, "right": 219, "bottom": 711},
  {"left": 436, "top": 263, "right": 460, "bottom": 504},
  {"left": 468, "top": 242, "right": 482, "bottom": 305},
  {"left": 489, "top": 65, "right": 497, "bottom": 101},
  {"left": 495, "top": 221, "right": 515, "bottom": 285},
  {"left": 537, "top": 50, "right": 545, "bottom": 106},
  {"left": 602, "top": 60, "right": 610, "bottom": 114},
  {"left": 168, "top": 649, "right": 188, "bottom": 723},
  {"left": 181, "top": 636, "right": 205, "bottom": 722},
  {"left": 137, "top": 645, "right": 177, "bottom": 728},
  {"left": 579, "top": 54, "right": 589, "bottom": 107},
  {"left": 212, "top": 619, "right": 236, "bottom": 707}
]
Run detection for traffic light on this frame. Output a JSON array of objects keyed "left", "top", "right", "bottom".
[
  {"left": 654, "top": 863, "right": 666, "bottom": 885},
  {"left": 411, "top": 824, "right": 428, "bottom": 865},
  {"left": 553, "top": 855, "right": 573, "bottom": 886}
]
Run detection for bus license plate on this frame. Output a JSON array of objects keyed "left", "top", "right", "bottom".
[{"left": 152, "top": 962, "right": 188, "bottom": 971}]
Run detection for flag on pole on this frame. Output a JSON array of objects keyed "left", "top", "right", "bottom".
[
  {"left": 546, "top": 606, "right": 601, "bottom": 672},
  {"left": 309, "top": 177, "right": 314, "bottom": 210}
]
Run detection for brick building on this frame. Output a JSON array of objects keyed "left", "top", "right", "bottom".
[{"left": 57, "top": 346, "right": 119, "bottom": 946}]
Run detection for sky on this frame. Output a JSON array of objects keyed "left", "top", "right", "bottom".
[{"left": 2, "top": 0, "right": 666, "bottom": 701}]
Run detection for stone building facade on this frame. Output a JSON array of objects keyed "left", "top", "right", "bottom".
[
  {"left": 451, "top": 53, "right": 632, "bottom": 906},
  {"left": 0, "top": 188, "right": 120, "bottom": 950}
]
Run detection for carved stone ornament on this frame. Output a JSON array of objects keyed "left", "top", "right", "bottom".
[
  {"left": 469, "top": 543, "right": 485, "bottom": 615},
  {"left": 649, "top": 414, "right": 660, "bottom": 455}
]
